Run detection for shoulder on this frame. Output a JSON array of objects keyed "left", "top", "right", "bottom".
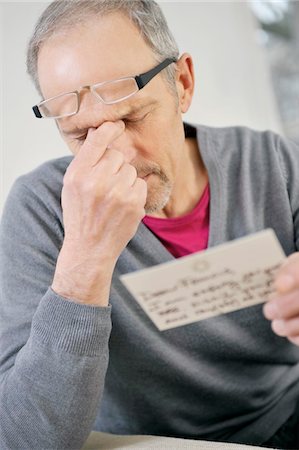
[
  {"left": 195, "top": 123, "right": 281, "bottom": 150},
  {"left": 17, "top": 155, "right": 73, "bottom": 189},
  {"left": 193, "top": 123, "right": 299, "bottom": 176},
  {"left": 194, "top": 122, "right": 298, "bottom": 153},
  {"left": 3, "top": 156, "right": 73, "bottom": 225},
  {"left": 11, "top": 155, "right": 72, "bottom": 198}
]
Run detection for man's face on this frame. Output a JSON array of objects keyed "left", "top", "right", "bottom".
[{"left": 37, "top": 13, "right": 192, "bottom": 214}]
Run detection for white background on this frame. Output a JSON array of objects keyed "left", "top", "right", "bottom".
[{"left": 1, "top": 1, "right": 283, "bottom": 212}]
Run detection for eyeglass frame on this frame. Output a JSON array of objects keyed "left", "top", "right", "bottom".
[{"left": 32, "top": 57, "right": 177, "bottom": 119}]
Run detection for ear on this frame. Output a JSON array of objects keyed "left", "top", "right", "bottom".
[{"left": 175, "top": 53, "right": 195, "bottom": 114}]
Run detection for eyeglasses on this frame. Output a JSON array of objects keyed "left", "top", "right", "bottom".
[{"left": 32, "top": 57, "right": 176, "bottom": 119}]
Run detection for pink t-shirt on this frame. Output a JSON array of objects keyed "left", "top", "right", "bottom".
[{"left": 142, "top": 184, "right": 210, "bottom": 258}]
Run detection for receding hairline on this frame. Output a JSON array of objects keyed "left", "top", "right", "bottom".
[
  {"left": 36, "top": 10, "right": 157, "bottom": 88},
  {"left": 39, "top": 8, "right": 144, "bottom": 49},
  {"left": 27, "top": 0, "right": 180, "bottom": 97}
]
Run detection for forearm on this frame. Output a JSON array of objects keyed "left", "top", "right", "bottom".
[{"left": 0, "top": 288, "right": 112, "bottom": 450}]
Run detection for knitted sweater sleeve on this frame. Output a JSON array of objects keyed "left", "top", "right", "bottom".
[
  {"left": 0, "top": 173, "right": 112, "bottom": 450},
  {"left": 275, "top": 134, "right": 299, "bottom": 251}
]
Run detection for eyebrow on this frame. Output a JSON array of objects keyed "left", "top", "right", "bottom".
[{"left": 62, "top": 100, "right": 158, "bottom": 137}]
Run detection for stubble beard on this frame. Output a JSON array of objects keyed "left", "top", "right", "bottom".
[
  {"left": 135, "top": 162, "right": 172, "bottom": 214},
  {"left": 145, "top": 175, "right": 172, "bottom": 214}
]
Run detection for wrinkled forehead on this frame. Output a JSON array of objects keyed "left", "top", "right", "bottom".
[{"left": 37, "top": 12, "right": 157, "bottom": 100}]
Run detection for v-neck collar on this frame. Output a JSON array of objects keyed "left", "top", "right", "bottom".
[{"left": 124, "top": 122, "right": 225, "bottom": 268}]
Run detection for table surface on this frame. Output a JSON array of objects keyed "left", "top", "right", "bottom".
[{"left": 82, "top": 431, "right": 276, "bottom": 450}]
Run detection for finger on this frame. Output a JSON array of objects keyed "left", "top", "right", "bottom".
[
  {"left": 116, "top": 163, "right": 138, "bottom": 186},
  {"left": 76, "top": 121, "right": 125, "bottom": 167},
  {"left": 100, "top": 148, "right": 125, "bottom": 174},
  {"left": 274, "top": 252, "right": 299, "bottom": 294},
  {"left": 263, "top": 289, "right": 299, "bottom": 320},
  {"left": 271, "top": 317, "right": 299, "bottom": 338},
  {"left": 132, "top": 177, "right": 148, "bottom": 205},
  {"left": 288, "top": 336, "right": 299, "bottom": 346}
]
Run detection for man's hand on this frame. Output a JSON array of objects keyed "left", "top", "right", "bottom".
[
  {"left": 263, "top": 253, "right": 299, "bottom": 346},
  {"left": 52, "top": 121, "right": 147, "bottom": 306}
]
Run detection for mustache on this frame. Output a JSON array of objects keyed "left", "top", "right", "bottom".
[{"left": 134, "top": 162, "right": 169, "bottom": 183}]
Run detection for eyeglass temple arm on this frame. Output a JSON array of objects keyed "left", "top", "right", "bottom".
[
  {"left": 135, "top": 57, "right": 177, "bottom": 90},
  {"left": 32, "top": 105, "right": 42, "bottom": 118}
]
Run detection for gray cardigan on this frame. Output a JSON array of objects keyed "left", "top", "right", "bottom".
[{"left": 1, "top": 124, "right": 299, "bottom": 449}]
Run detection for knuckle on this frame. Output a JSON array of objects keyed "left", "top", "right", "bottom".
[
  {"left": 63, "top": 168, "right": 80, "bottom": 188},
  {"left": 108, "top": 185, "right": 126, "bottom": 205},
  {"left": 124, "top": 163, "right": 137, "bottom": 176},
  {"left": 131, "top": 164, "right": 138, "bottom": 175},
  {"left": 81, "top": 123, "right": 122, "bottom": 152},
  {"left": 136, "top": 178, "right": 148, "bottom": 195},
  {"left": 108, "top": 149, "right": 125, "bottom": 165},
  {"left": 136, "top": 177, "right": 146, "bottom": 187},
  {"left": 64, "top": 167, "right": 103, "bottom": 197},
  {"left": 83, "top": 128, "right": 100, "bottom": 148},
  {"left": 81, "top": 178, "right": 96, "bottom": 195}
]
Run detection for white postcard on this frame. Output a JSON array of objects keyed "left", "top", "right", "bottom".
[{"left": 120, "top": 229, "right": 286, "bottom": 331}]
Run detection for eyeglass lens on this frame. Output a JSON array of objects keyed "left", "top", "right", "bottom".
[
  {"left": 40, "top": 78, "right": 139, "bottom": 118},
  {"left": 39, "top": 92, "right": 78, "bottom": 118},
  {"left": 93, "top": 78, "right": 138, "bottom": 103}
]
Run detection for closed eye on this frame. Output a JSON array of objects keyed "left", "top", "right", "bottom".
[
  {"left": 75, "top": 134, "right": 87, "bottom": 142},
  {"left": 123, "top": 112, "right": 149, "bottom": 126},
  {"left": 71, "top": 112, "right": 149, "bottom": 142},
  {"left": 69, "top": 133, "right": 87, "bottom": 145}
]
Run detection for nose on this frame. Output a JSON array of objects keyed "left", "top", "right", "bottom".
[
  {"left": 109, "top": 127, "right": 137, "bottom": 163},
  {"left": 79, "top": 93, "right": 137, "bottom": 163}
]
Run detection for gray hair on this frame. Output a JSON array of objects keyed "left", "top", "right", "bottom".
[{"left": 26, "top": 0, "right": 180, "bottom": 97}]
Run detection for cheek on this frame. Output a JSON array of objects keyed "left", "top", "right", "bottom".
[
  {"left": 137, "top": 128, "right": 177, "bottom": 177},
  {"left": 63, "top": 137, "right": 81, "bottom": 156}
]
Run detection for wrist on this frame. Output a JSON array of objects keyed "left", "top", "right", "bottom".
[{"left": 52, "top": 242, "right": 116, "bottom": 306}]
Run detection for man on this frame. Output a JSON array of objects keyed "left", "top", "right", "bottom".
[{"left": 1, "top": 1, "right": 299, "bottom": 449}]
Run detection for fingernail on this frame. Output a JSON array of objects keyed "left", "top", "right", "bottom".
[
  {"left": 275, "top": 274, "right": 295, "bottom": 292},
  {"left": 272, "top": 319, "right": 286, "bottom": 336},
  {"left": 263, "top": 302, "right": 279, "bottom": 320}
]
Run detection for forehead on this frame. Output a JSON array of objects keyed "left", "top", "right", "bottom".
[{"left": 37, "top": 12, "right": 157, "bottom": 100}]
